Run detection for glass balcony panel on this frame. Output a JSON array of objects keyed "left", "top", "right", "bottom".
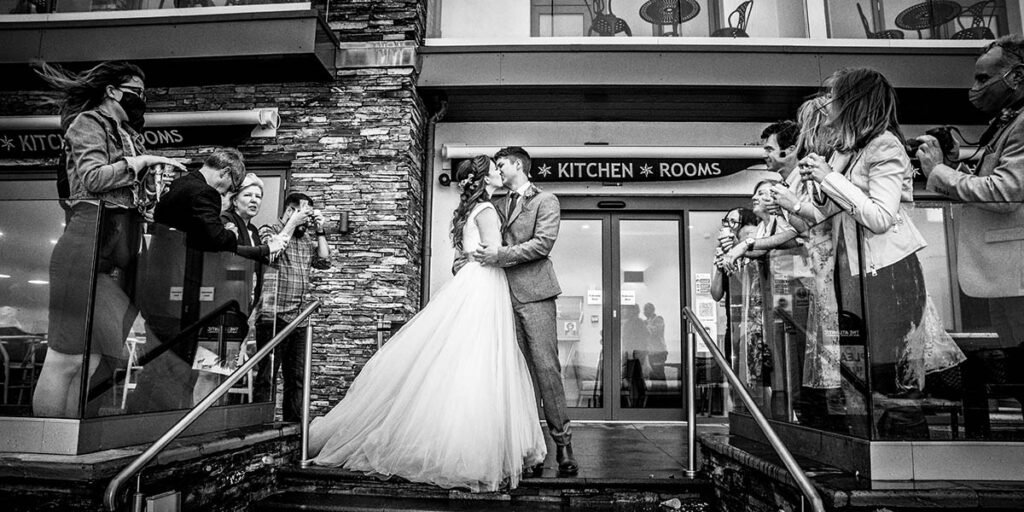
[
  {"left": 827, "top": 0, "right": 1013, "bottom": 40},
  {"left": 101, "top": 219, "right": 263, "bottom": 418},
  {"left": 0, "top": 0, "right": 313, "bottom": 15},
  {"left": 434, "top": 0, "right": 808, "bottom": 39},
  {"left": 0, "top": 188, "right": 267, "bottom": 419},
  {"left": 0, "top": 196, "right": 84, "bottom": 418}
]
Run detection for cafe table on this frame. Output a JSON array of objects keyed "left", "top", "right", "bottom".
[
  {"left": 895, "top": 0, "right": 963, "bottom": 38},
  {"left": 639, "top": 0, "right": 701, "bottom": 37}
]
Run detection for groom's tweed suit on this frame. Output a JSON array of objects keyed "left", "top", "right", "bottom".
[{"left": 493, "top": 184, "right": 572, "bottom": 443}]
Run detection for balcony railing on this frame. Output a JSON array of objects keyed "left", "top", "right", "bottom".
[
  {"left": 1, "top": 0, "right": 317, "bottom": 15},
  {"left": 426, "top": 0, "right": 1015, "bottom": 42}
]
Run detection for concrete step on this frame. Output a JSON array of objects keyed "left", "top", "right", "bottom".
[
  {"left": 260, "top": 465, "right": 713, "bottom": 511},
  {"left": 256, "top": 491, "right": 711, "bottom": 512}
]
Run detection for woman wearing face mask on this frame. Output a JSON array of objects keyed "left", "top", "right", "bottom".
[{"left": 32, "top": 61, "right": 184, "bottom": 418}]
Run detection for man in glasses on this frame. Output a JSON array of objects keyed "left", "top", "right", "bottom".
[{"left": 916, "top": 35, "right": 1024, "bottom": 432}]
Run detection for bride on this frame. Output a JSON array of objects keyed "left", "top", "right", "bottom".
[{"left": 308, "top": 155, "right": 547, "bottom": 492}]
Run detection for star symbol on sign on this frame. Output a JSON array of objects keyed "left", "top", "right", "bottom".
[
  {"left": 640, "top": 164, "right": 653, "bottom": 177},
  {"left": 537, "top": 164, "right": 552, "bottom": 177},
  {"left": 0, "top": 136, "right": 13, "bottom": 151}
]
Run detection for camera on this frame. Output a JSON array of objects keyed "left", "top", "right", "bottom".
[{"left": 906, "top": 126, "right": 957, "bottom": 160}]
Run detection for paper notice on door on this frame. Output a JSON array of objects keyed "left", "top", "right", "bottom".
[
  {"left": 620, "top": 290, "right": 636, "bottom": 305},
  {"left": 695, "top": 272, "right": 711, "bottom": 296},
  {"left": 199, "top": 287, "right": 215, "bottom": 302}
]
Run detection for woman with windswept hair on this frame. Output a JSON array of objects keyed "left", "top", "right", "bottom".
[
  {"left": 308, "top": 155, "right": 546, "bottom": 492},
  {"left": 797, "top": 67, "right": 965, "bottom": 438},
  {"left": 32, "top": 61, "right": 183, "bottom": 417},
  {"left": 771, "top": 94, "right": 844, "bottom": 430}
]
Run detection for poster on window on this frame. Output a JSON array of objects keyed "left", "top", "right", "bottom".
[{"left": 556, "top": 296, "right": 583, "bottom": 341}]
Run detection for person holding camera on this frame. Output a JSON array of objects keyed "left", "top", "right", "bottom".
[
  {"left": 917, "top": 37, "right": 1024, "bottom": 340},
  {"left": 254, "top": 192, "right": 331, "bottom": 422},
  {"left": 916, "top": 35, "right": 1024, "bottom": 426}
]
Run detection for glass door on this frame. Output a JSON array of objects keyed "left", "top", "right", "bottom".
[{"left": 551, "top": 213, "right": 685, "bottom": 420}]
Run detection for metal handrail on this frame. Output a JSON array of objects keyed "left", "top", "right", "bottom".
[
  {"left": 103, "top": 300, "right": 322, "bottom": 511},
  {"left": 683, "top": 307, "right": 825, "bottom": 512}
]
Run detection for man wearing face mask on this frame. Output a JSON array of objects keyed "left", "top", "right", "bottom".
[{"left": 916, "top": 35, "right": 1024, "bottom": 431}]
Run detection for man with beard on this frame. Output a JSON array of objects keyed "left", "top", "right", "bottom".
[
  {"left": 917, "top": 35, "right": 1024, "bottom": 433},
  {"left": 254, "top": 192, "right": 331, "bottom": 421}
]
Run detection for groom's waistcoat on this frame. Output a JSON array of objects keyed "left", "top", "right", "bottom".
[{"left": 494, "top": 185, "right": 562, "bottom": 303}]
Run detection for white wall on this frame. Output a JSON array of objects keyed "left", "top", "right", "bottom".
[{"left": 439, "top": 0, "right": 531, "bottom": 39}]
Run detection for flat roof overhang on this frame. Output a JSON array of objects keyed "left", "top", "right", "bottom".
[
  {"left": 0, "top": 6, "right": 338, "bottom": 88},
  {"left": 418, "top": 40, "right": 989, "bottom": 125}
]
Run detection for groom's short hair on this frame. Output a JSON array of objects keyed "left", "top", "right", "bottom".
[{"left": 495, "top": 146, "right": 531, "bottom": 176}]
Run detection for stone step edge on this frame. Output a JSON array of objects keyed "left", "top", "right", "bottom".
[{"left": 277, "top": 465, "right": 711, "bottom": 491}]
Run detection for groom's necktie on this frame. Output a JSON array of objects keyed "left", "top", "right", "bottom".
[{"left": 506, "top": 191, "right": 519, "bottom": 220}]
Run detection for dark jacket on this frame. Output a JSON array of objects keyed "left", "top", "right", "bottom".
[{"left": 155, "top": 170, "right": 267, "bottom": 260}]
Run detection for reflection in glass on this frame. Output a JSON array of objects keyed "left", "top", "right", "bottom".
[
  {"left": 430, "top": 0, "right": 808, "bottom": 39},
  {"left": 620, "top": 219, "right": 680, "bottom": 409},
  {"left": 689, "top": 212, "right": 732, "bottom": 416},
  {"left": 827, "top": 0, "right": 1010, "bottom": 40},
  {"left": 550, "top": 219, "right": 604, "bottom": 409}
]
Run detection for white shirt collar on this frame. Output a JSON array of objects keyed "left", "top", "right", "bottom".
[{"left": 513, "top": 181, "right": 532, "bottom": 196}]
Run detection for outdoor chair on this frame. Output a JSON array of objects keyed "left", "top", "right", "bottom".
[
  {"left": 858, "top": 3, "right": 905, "bottom": 39},
  {"left": 589, "top": 0, "right": 632, "bottom": 36},
  {"left": 952, "top": 0, "right": 997, "bottom": 39},
  {"left": 711, "top": 0, "right": 752, "bottom": 37}
]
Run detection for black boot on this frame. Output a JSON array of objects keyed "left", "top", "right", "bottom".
[{"left": 556, "top": 443, "right": 578, "bottom": 476}]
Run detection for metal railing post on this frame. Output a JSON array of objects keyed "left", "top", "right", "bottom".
[
  {"left": 685, "top": 330, "right": 697, "bottom": 478},
  {"left": 103, "top": 301, "right": 321, "bottom": 511},
  {"left": 683, "top": 307, "right": 825, "bottom": 512},
  {"left": 300, "top": 318, "right": 314, "bottom": 468}
]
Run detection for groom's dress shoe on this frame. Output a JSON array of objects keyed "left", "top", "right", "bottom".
[{"left": 556, "top": 444, "right": 579, "bottom": 476}]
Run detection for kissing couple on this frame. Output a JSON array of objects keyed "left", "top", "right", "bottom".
[{"left": 308, "top": 146, "right": 578, "bottom": 491}]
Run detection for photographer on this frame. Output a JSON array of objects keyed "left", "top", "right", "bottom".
[
  {"left": 254, "top": 193, "right": 331, "bottom": 422},
  {"left": 916, "top": 35, "right": 1024, "bottom": 426}
]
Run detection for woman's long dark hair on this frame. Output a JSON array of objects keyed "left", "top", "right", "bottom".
[
  {"left": 725, "top": 207, "right": 759, "bottom": 229},
  {"left": 450, "top": 155, "right": 493, "bottom": 251},
  {"left": 33, "top": 61, "right": 145, "bottom": 130},
  {"left": 827, "top": 67, "right": 904, "bottom": 153}
]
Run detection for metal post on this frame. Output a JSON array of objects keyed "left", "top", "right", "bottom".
[
  {"left": 782, "top": 325, "right": 794, "bottom": 422},
  {"left": 300, "top": 319, "right": 314, "bottom": 468},
  {"left": 131, "top": 475, "right": 144, "bottom": 512},
  {"left": 685, "top": 331, "right": 697, "bottom": 478}
]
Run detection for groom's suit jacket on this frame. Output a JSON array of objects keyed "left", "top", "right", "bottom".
[{"left": 493, "top": 184, "right": 562, "bottom": 303}]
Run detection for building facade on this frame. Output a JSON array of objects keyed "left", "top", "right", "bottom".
[{"left": 2, "top": 0, "right": 1023, "bottom": 483}]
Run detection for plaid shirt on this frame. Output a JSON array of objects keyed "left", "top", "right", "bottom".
[{"left": 258, "top": 222, "right": 330, "bottom": 323}]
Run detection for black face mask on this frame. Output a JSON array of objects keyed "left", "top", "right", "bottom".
[{"left": 118, "top": 91, "right": 146, "bottom": 132}]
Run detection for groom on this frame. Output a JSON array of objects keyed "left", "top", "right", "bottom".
[{"left": 473, "top": 146, "right": 578, "bottom": 476}]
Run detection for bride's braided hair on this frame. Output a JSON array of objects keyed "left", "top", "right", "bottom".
[{"left": 450, "top": 154, "right": 493, "bottom": 251}]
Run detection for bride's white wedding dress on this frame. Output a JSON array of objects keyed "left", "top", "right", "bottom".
[{"left": 309, "top": 202, "right": 547, "bottom": 492}]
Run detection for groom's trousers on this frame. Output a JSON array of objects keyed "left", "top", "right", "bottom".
[{"left": 511, "top": 295, "right": 572, "bottom": 444}]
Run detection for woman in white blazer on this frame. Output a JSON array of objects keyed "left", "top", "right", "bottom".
[{"left": 796, "top": 68, "right": 964, "bottom": 438}]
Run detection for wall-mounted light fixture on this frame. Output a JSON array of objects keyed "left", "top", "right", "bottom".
[
  {"left": 337, "top": 211, "right": 350, "bottom": 235},
  {"left": 623, "top": 271, "right": 644, "bottom": 283}
]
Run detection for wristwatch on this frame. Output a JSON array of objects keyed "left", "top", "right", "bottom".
[
  {"left": 791, "top": 200, "right": 804, "bottom": 213},
  {"left": 315, "top": 231, "right": 327, "bottom": 237},
  {"left": 744, "top": 237, "right": 756, "bottom": 250}
]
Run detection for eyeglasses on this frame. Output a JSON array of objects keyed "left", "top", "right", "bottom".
[
  {"left": 118, "top": 85, "right": 146, "bottom": 101},
  {"left": 721, "top": 217, "right": 741, "bottom": 228}
]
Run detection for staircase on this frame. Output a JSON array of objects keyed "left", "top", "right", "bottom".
[{"left": 255, "top": 465, "right": 714, "bottom": 511}]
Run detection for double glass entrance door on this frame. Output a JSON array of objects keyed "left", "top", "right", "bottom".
[{"left": 550, "top": 213, "right": 684, "bottom": 421}]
